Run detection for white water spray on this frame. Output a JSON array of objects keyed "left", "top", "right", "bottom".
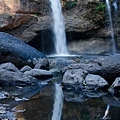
[
  {"left": 52, "top": 83, "right": 64, "bottom": 120},
  {"left": 50, "top": 0, "right": 68, "bottom": 55},
  {"left": 105, "top": 0, "right": 116, "bottom": 54}
]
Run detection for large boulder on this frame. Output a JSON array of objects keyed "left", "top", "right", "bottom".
[
  {"left": 62, "top": 69, "right": 108, "bottom": 90},
  {"left": 0, "top": 32, "right": 48, "bottom": 68},
  {"left": 102, "top": 55, "right": 120, "bottom": 83}
]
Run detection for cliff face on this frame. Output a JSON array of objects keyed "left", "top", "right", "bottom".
[{"left": 0, "top": 0, "right": 120, "bottom": 54}]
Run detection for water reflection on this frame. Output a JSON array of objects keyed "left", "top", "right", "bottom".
[
  {"left": 0, "top": 83, "right": 120, "bottom": 120},
  {"left": 52, "top": 83, "right": 64, "bottom": 120}
]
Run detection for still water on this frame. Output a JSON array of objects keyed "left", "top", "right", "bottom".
[{"left": 0, "top": 82, "right": 120, "bottom": 120}]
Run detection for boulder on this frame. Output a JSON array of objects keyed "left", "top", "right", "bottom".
[
  {"left": 108, "top": 77, "right": 120, "bottom": 95},
  {"left": 63, "top": 62, "right": 102, "bottom": 75},
  {"left": 0, "top": 32, "right": 48, "bottom": 68},
  {"left": 62, "top": 69, "right": 108, "bottom": 90},
  {"left": 62, "top": 69, "right": 88, "bottom": 85},
  {"left": 84, "top": 74, "right": 108, "bottom": 89},
  {"left": 24, "top": 69, "right": 53, "bottom": 79},
  {"left": 0, "top": 62, "right": 19, "bottom": 72},
  {"left": 20, "top": 65, "right": 32, "bottom": 72},
  {"left": 0, "top": 69, "right": 38, "bottom": 86},
  {"left": 102, "top": 55, "right": 120, "bottom": 83}
]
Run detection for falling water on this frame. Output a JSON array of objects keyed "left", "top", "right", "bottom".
[
  {"left": 113, "top": 0, "right": 119, "bottom": 37},
  {"left": 105, "top": 0, "right": 116, "bottom": 54},
  {"left": 50, "top": 0, "right": 68, "bottom": 55},
  {"left": 52, "top": 83, "right": 64, "bottom": 120}
]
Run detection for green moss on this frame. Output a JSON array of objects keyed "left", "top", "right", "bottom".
[
  {"left": 95, "top": 2, "right": 106, "bottom": 12},
  {"left": 65, "top": 1, "right": 77, "bottom": 9},
  {"left": 118, "top": 17, "right": 120, "bottom": 23},
  {"left": 84, "top": 2, "right": 106, "bottom": 26}
]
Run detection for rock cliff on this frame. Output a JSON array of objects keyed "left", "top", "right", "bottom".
[{"left": 0, "top": 0, "right": 120, "bottom": 54}]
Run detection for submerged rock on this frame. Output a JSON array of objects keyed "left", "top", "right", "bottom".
[
  {"left": 0, "top": 32, "right": 48, "bottom": 68},
  {"left": 64, "top": 90, "right": 106, "bottom": 103}
]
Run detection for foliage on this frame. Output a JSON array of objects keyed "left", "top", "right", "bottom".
[
  {"left": 84, "top": 2, "right": 106, "bottom": 26},
  {"left": 118, "top": 17, "right": 120, "bottom": 23},
  {"left": 64, "top": 0, "right": 77, "bottom": 9},
  {"left": 81, "top": 114, "right": 91, "bottom": 120},
  {"left": 95, "top": 2, "right": 106, "bottom": 12}
]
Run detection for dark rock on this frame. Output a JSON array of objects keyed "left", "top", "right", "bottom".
[
  {"left": 64, "top": 90, "right": 106, "bottom": 103},
  {"left": 49, "top": 57, "right": 76, "bottom": 70},
  {"left": 108, "top": 77, "right": 120, "bottom": 95},
  {"left": 63, "top": 62, "right": 102, "bottom": 75},
  {"left": 62, "top": 69, "right": 108, "bottom": 90},
  {"left": 0, "top": 32, "right": 48, "bottom": 68},
  {"left": 34, "top": 58, "right": 49, "bottom": 70},
  {"left": 0, "top": 69, "right": 38, "bottom": 86},
  {"left": 102, "top": 94, "right": 120, "bottom": 107},
  {"left": 102, "top": 55, "right": 120, "bottom": 83},
  {"left": 24, "top": 69, "right": 53, "bottom": 79}
]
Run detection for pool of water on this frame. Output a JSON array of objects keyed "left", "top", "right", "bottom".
[{"left": 0, "top": 82, "right": 120, "bottom": 120}]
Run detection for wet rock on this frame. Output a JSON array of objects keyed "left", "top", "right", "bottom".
[
  {"left": 108, "top": 77, "right": 120, "bottom": 95},
  {"left": 62, "top": 69, "right": 108, "bottom": 90},
  {"left": 0, "top": 91, "right": 9, "bottom": 99},
  {"left": 20, "top": 65, "right": 32, "bottom": 73},
  {"left": 49, "top": 69, "right": 61, "bottom": 76},
  {"left": 34, "top": 58, "right": 49, "bottom": 70},
  {"left": 84, "top": 74, "right": 108, "bottom": 89},
  {"left": 62, "top": 69, "right": 88, "bottom": 84},
  {"left": 63, "top": 62, "right": 102, "bottom": 75},
  {"left": 24, "top": 69, "right": 53, "bottom": 79},
  {"left": 102, "top": 55, "right": 120, "bottom": 83},
  {"left": 0, "top": 62, "right": 19, "bottom": 72},
  {"left": 0, "top": 69, "right": 38, "bottom": 86},
  {"left": 0, "top": 32, "right": 48, "bottom": 68},
  {"left": 49, "top": 58, "right": 76, "bottom": 70}
]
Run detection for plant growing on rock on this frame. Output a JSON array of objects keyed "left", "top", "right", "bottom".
[
  {"left": 84, "top": 2, "right": 106, "bottom": 26},
  {"left": 61, "top": 0, "right": 77, "bottom": 9}
]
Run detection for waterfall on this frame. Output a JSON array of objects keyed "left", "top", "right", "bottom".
[
  {"left": 50, "top": 0, "right": 68, "bottom": 55},
  {"left": 52, "top": 83, "right": 64, "bottom": 120},
  {"left": 105, "top": 0, "right": 116, "bottom": 54},
  {"left": 113, "top": 0, "right": 119, "bottom": 37}
]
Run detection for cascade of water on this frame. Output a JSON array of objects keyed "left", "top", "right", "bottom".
[
  {"left": 113, "top": 0, "right": 119, "bottom": 36},
  {"left": 50, "top": 0, "right": 68, "bottom": 55},
  {"left": 105, "top": 0, "right": 116, "bottom": 54},
  {"left": 51, "top": 83, "right": 64, "bottom": 120}
]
